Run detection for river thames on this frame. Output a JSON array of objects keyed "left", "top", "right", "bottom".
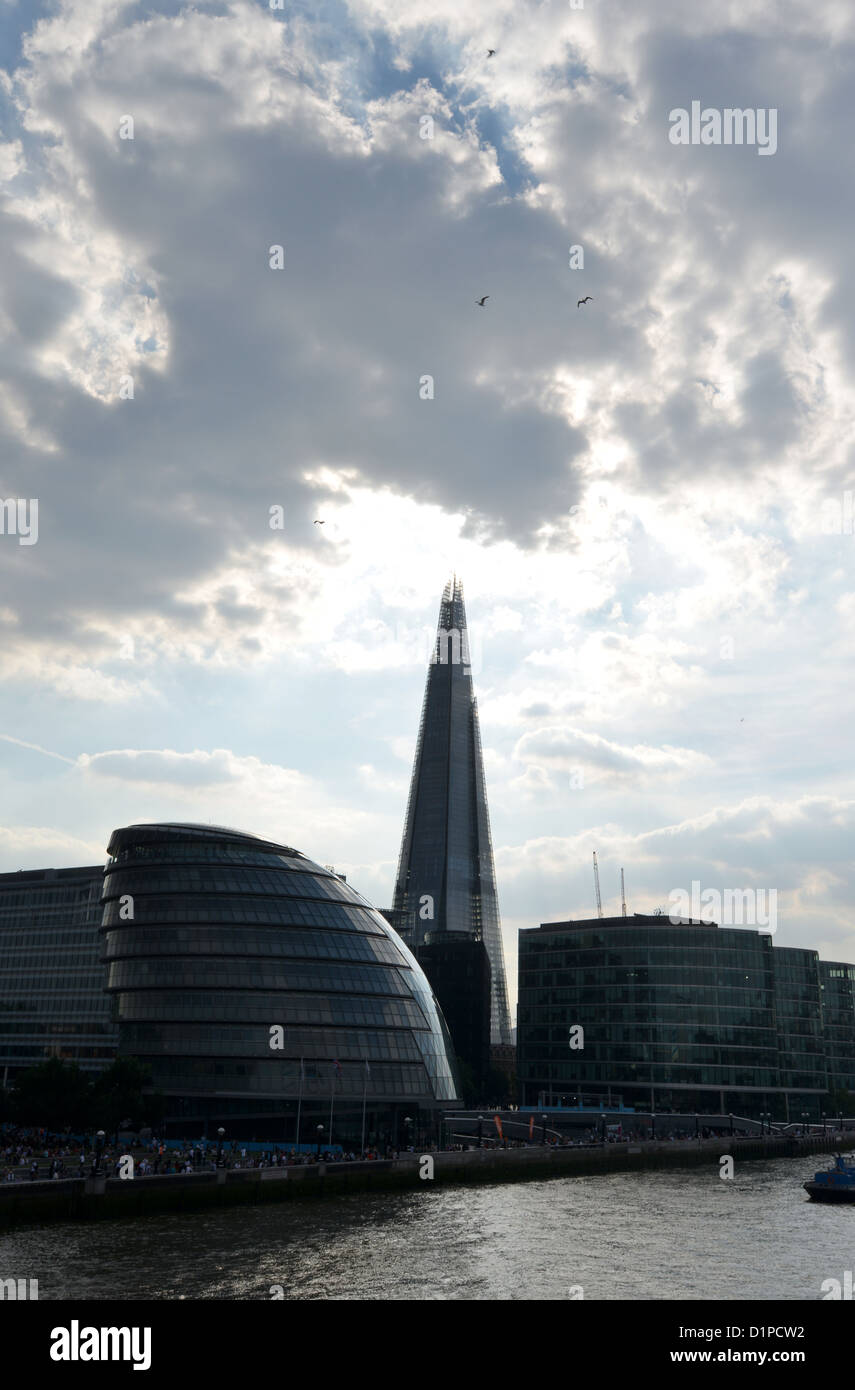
[{"left": 4, "top": 1158, "right": 851, "bottom": 1300}]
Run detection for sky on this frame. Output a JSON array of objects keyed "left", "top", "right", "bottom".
[{"left": 0, "top": 0, "right": 853, "bottom": 1010}]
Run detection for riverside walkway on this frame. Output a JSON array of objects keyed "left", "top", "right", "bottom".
[{"left": 0, "top": 1131, "right": 847, "bottom": 1230}]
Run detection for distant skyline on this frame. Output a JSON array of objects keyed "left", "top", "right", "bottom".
[{"left": 1, "top": 1, "right": 854, "bottom": 1012}]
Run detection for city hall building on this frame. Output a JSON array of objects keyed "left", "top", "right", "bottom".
[
  {"left": 517, "top": 915, "right": 855, "bottom": 1122},
  {"left": 101, "top": 822, "right": 461, "bottom": 1143}
]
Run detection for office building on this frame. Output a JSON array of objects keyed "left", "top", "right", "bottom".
[
  {"left": 517, "top": 914, "right": 855, "bottom": 1121},
  {"left": 819, "top": 961, "right": 855, "bottom": 1097},
  {"left": 417, "top": 933, "right": 492, "bottom": 1097},
  {"left": 390, "top": 577, "right": 512, "bottom": 1046},
  {"left": 0, "top": 865, "right": 115, "bottom": 1085}
]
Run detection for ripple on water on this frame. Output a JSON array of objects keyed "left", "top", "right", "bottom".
[{"left": 2, "top": 1158, "right": 852, "bottom": 1300}]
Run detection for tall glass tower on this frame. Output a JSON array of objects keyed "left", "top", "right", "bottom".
[{"left": 392, "top": 578, "right": 513, "bottom": 1046}]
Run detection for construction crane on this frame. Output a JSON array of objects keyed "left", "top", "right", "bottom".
[
  {"left": 593, "top": 851, "right": 603, "bottom": 919},
  {"left": 621, "top": 868, "right": 627, "bottom": 918}
]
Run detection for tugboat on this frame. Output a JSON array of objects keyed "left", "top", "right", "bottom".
[{"left": 803, "top": 1153, "right": 855, "bottom": 1203}]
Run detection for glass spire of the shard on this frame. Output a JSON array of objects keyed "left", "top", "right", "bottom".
[{"left": 392, "top": 578, "right": 513, "bottom": 1046}]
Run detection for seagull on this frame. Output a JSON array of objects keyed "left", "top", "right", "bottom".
[
  {"left": 313, "top": 519, "right": 325, "bottom": 525},
  {"left": 476, "top": 295, "right": 489, "bottom": 306},
  {"left": 487, "top": 49, "right": 496, "bottom": 57},
  {"left": 577, "top": 296, "right": 593, "bottom": 308}
]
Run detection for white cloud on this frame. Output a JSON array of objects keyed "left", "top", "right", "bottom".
[
  {"left": 513, "top": 725, "right": 711, "bottom": 785},
  {"left": 0, "top": 0, "right": 852, "bottom": 990}
]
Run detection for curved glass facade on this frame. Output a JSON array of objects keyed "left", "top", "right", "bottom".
[{"left": 102, "top": 823, "right": 459, "bottom": 1141}]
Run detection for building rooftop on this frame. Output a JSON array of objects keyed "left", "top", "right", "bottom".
[
  {"left": 524, "top": 913, "right": 719, "bottom": 933},
  {"left": 0, "top": 865, "right": 103, "bottom": 884}
]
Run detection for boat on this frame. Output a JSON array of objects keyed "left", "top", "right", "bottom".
[{"left": 803, "top": 1153, "right": 855, "bottom": 1203}]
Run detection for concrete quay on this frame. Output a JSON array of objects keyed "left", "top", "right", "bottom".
[{"left": 0, "top": 1133, "right": 845, "bottom": 1230}]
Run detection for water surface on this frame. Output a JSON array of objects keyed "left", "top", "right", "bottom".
[{"left": 3, "top": 1158, "right": 850, "bottom": 1300}]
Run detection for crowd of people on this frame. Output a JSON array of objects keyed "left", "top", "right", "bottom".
[
  {"left": 2, "top": 1119, "right": 825, "bottom": 1182},
  {"left": 0, "top": 1126, "right": 418, "bottom": 1180},
  {"left": 2, "top": 1126, "right": 95, "bottom": 1182}
]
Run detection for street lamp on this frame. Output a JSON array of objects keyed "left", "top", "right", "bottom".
[
  {"left": 216, "top": 1127, "right": 225, "bottom": 1168},
  {"left": 821, "top": 1112, "right": 827, "bottom": 1138},
  {"left": 800, "top": 1111, "right": 810, "bottom": 1137},
  {"left": 760, "top": 1111, "right": 770, "bottom": 1135},
  {"left": 541, "top": 1113, "right": 548, "bottom": 1146},
  {"left": 650, "top": 1111, "right": 656, "bottom": 1141},
  {"left": 694, "top": 1113, "right": 699, "bottom": 1141},
  {"left": 600, "top": 1113, "right": 606, "bottom": 1145},
  {"left": 93, "top": 1129, "right": 105, "bottom": 1176},
  {"left": 729, "top": 1112, "right": 734, "bottom": 1137},
  {"left": 477, "top": 1115, "right": 484, "bottom": 1148},
  {"left": 316, "top": 1124, "right": 324, "bottom": 1159}
]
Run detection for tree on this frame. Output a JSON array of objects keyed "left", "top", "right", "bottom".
[
  {"left": 827, "top": 1088, "right": 855, "bottom": 1118},
  {"left": 11, "top": 1058, "right": 92, "bottom": 1130},
  {"left": 454, "top": 1059, "right": 478, "bottom": 1106},
  {"left": 140, "top": 1090, "right": 166, "bottom": 1131},
  {"left": 91, "top": 1056, "right": 153, "bottom": 1139},
  {"left": 485, "top": 1065, "right": 514, "bottom": 1108}
]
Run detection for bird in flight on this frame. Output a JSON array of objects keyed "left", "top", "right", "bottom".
[
  {"left": 487, "top": 49, "right": 496, "bottom": 57},
  {"left": 577, "top": 296, "right": 593, "bottom": 308},
  {"left": 313, "top": 519, "right": 325, "bottom": 525},
  {"left": 476, "top": 295, "right": 489, "bottom": 306}
]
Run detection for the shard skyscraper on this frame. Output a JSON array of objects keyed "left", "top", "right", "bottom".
[{"left": 392, "top": 578, "right": 513, "bottom": 1047}]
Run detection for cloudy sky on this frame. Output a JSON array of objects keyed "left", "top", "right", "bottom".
[{"left": 1, "top": 0, "right": 853, "bottom": 1007}]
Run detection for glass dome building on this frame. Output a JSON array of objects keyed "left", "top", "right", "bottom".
[{"left": 101, "top": 823, "right": 460, "bottom": 1144}]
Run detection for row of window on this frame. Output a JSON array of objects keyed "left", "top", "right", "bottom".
[
  {"left": 1, "top": 975, "right": 114, "bottom": 1001},
  {"left": 120, "top": 992, "right": 427, "bottom": 1032},
  {"left": 823, "top": 998, "right": 855, "bottom": 1016},
  {"left": 101, "top": 895, "right": 385, "bottom": 933},
  {"left": 0, "top": 1044, "right": 114, "bottom": 1062},
  {"left": 0, "top": 951, "right": 106, "bottom": 972},
  {"left": 0, "top": 889, "right": 101, "bottom": 911},
  {"left": 521, "top": 951, "right": 771, "bottom": 973},
  {"left": 0, "top": 997, "right": 115, "bottom": 1015},
  {"left": 103, "top": 868, "right": 360, "bottom": 905},
  {"left": 106, "top": 959, "right": 414, "bottom": 996},
  {"left": 103, "top": 926, "right": 403, "bottom": 965},
  {"left": 520, "top": 986, "right": 776, "bottom": 1007},
  {"left": 520, "top": 1023, "right": 780, "bottom": 1047},
  {"left": 522, "top": 1006, "right": 828, "bottom": 1039},
  {"left": 108, "top": 842, "right": 306, "bottom": 869},
  {"left": 113, "top": 990, "right": 415, "bottom": 1023},
  {"left": 523, "top": 1063, "right": 782, "bottom": 1086},
  {"left": 520, "top": 1001, "right": 772, "bottom": 1024},
  {"left": 0, "top": 1021, "right": 116, "bottom": 1037},
  {"left": 522, "top": 932, "right": 770, "bottom": 956},
  {"left": 519, "top": 1042, "right": 825, "bottom": 1067},
  {"left": 146, "top": 1060, "right": 434, "bottom": 1098},
  {"left": 0, "top": 913, "right": 102, "bottom": 932},
  {"left": 522, "top": 968, "right": 777, "bottom": 989},
  {"left": 0, "top": 930, "right": 104, "bottom": 950},
  {"left": 121, "top": 1024, "right": 424, "bottom": 1062}
]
